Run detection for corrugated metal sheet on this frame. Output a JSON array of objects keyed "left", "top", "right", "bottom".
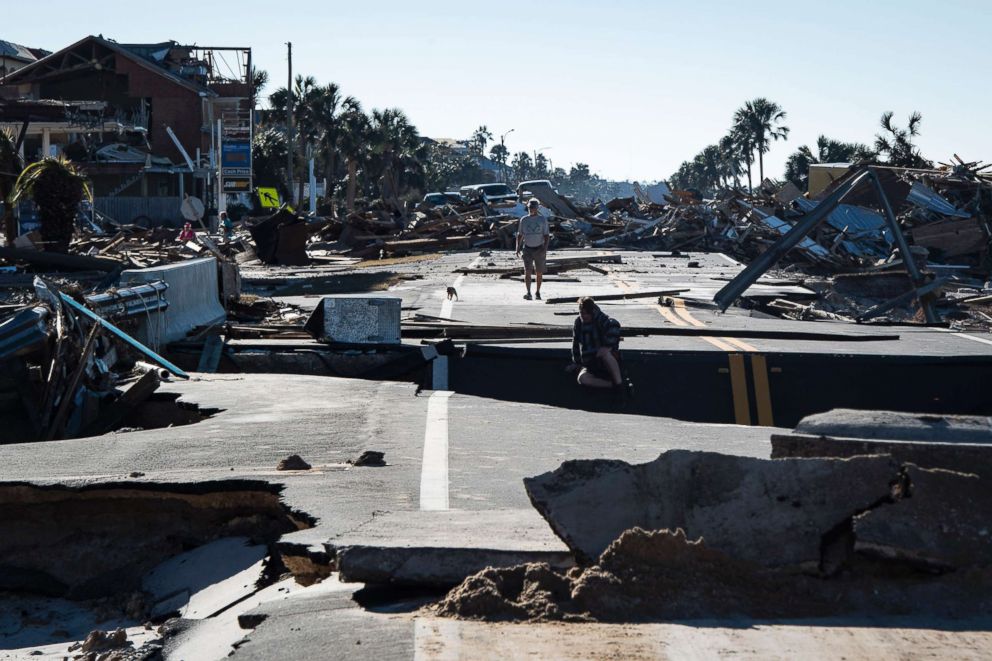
[
  {"left": 794, "top": 198, "right": 890, "bottom": 257},
  {"left": 757, "top": 214, "right": 832, "bottom": 259},
  {"left": 94, "top": 197, "right": 182, "bottom": 226},
  {"left": 906, "top": 181, "right": 971, "bottom": 218}
]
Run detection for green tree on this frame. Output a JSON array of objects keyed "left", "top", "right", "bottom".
[
  {"left": 469, "top": 126, "right": 493, "bottom": 156},
  {"left": 10, "top": 156, "right": 91, "bottom": 252},
  {"left": 730, "top": 115, "right": 756, "bottom": 192},
  {"left": 874, "top": 111, "right": 932, "bottom": 168},
  {"left": 368, "top": 108, "right": 426, "bottom": 204},
  {"left": 717, "top": 133, "right": 743, "bottom": 189},
  {"left": 733, "top": 98, "right": 789, "bottom": 188},
  {"left": 784, "top": 135, "right": 876, "bottom": 190},
  {"left": 337, "top": 98, "right": 370, "bottom": 212},
  {"left": 1, "top": 128, "right": 23, "bottom": 244},
  {"left": 251, "top": 127, "right": 289, "bottom": 195},
  {"left": 511, "top": 152, "right": 532, "bottom": 182},
  {"left": 533, "top": 153, "right": 550, "bottom": 179},
  {"left": 489, "top": 143, "right": 509, "bottom": 181}
]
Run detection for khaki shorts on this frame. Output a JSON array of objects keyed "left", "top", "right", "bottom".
[{"left": 521, "top": 246, "right": 547, "bottom": 273}]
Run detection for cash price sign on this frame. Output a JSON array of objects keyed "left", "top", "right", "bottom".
[{"left": 222, "top": 141, "right": 252, "bottom": 192}]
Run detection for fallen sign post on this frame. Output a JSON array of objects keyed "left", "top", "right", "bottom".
[{"left": 58, "top": 292, "right": 189, "bottom": 380}]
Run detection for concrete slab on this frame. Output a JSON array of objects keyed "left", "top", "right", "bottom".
[
  {"left": 142, "top": 537, "right": 267, "bottom": 619},
  {"left": 855, "top": 465, "right": 992, "bottom": 569},
  {"left": 524, "top": 450, "right": 899, "bottom": 566},
  {"left": 121, "top": 256, "right": 225, "bottom": 346},
  {"left": 329, "top": 509, "right": 571, "bottom": 587}
]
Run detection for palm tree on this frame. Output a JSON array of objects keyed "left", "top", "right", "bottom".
[
  {"left": 489, "top": 143, "right": 509, "bottom": 182},
  {"left": 251, "top": 127, "right": 289, "bottom": 195},
  {"left": 747, "top": 98, "right": 789, "bottom": 182},
  {"left": 733, "top": 98, "right": 789, "bottom": 186},
  {"left": 368, "top": 108, "right": 425, "bottom": 209},
  {"left": 1, "top": 128, "right": 23, "bottom": 245},
  {"left": 469, "top": 126, "right": 493, "bottom": 156},
  {"left": 310, "top": 82, "right": 343, "bottom": 204},
  {"left": 270, "top": 75, "right": 328, "bottom": 202},
  {"left": 9, "top": 156, "right": 92, "bottom": 253},
  {"left": 251, "top": 67, "right": 269, "bottom": 100},
  {"left": 784, "top": 135, "right": 876, "bottom": 190},
  {"left": 875, "top": 111, "right": 932, "bottom": 168},
  {"left": 730, "top": 114, "right": 756, "bottom": 193},
  {"left": 694, "top": 145, "right": 723, "bottom": 194},
  {"left": 338, "top": 98, "right": 369, "bottom": 212},
  {"left": 717, "top": 133, "right": 743, "bottom": 189},
  {"left": 511, "top": 152, "right": 532, "bottom": 183}
]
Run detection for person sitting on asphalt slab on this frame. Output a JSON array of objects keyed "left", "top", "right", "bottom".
[
  {"left": 515, "top": 198, "right": 549, "bottom": 300},
  {"left": 567, "top": 296, "right": 633, "bottom": 399}
]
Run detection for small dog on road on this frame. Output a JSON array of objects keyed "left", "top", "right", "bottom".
[{"left": 446, "top": 287, "right": 458, "bottom": 301}]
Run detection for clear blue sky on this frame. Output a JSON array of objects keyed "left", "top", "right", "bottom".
[{"left": 5, "top": 0, "right": 990, "bottom": 182}]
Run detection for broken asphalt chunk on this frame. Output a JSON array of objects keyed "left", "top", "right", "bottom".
[{"left": 524, "top": 449, "right": 900, "bottom": 568}]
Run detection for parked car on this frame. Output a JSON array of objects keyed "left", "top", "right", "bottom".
[
  {"left": 459, "top": 183, "right": 518, "bottom": 204},
  {"left": 423, "top": 191, "right": 462, "bottom": 207},
  {"left": 516, "top": 179, "right": 557, "bottom": 198}
]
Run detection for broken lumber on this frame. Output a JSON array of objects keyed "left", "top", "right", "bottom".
[
  {"left": 0, "top": 246, "right": 124, "bottom": 272},
  {"left": 80, "top": 370, "right": 161, "bottom": 436},
  {"left": 542, "top": 289, "right": 688, "bottom": 304}
]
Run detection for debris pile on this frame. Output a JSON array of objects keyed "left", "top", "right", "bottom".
[
  {"left": 435, "top": 448, "right": 992, "bottom": 622},
  {"left": 0, "top": 277, "right": 188, "bottom": 443}
]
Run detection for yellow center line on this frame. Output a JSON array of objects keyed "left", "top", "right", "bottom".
[
  {"left": 671, "top": 299, "right": 760, "bottom": 352},
  {"left": 606, "top": 273, "right": 773, "bottom": 425}
]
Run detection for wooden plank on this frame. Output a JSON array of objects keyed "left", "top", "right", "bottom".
[
  {"left": 0, "top": 246, "right": 124, "bottom": 271},
  {"left": 542, "top": 289, "right": 688, "bottom": 304},
  {"left": 80, "top": 370, "right": 161, "bottom": 437}
]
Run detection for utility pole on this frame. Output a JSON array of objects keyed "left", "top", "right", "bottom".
[
  {"left": 499, "top": 129, "right": 514, "bottom": 183},
  {"left": 286, "top": 42, "right": 294, "bottom": 204}
]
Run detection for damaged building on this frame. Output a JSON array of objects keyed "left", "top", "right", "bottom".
[{"left": 0, "top": 35, "right": 253, "bottom": 226}]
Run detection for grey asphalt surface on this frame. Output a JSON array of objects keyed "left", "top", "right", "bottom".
[{"left": 6, "top": 248, "right": 990, "bottom": 659}]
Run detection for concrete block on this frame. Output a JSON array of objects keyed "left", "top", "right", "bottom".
[
  {"left": 327, "top": 509, "right": 572, "bottom": 587},
  {"left": 854, "top": 465, "right": 992, "bottom": 570},
  {"left": 772, "top": 409, "right": 992, "bottom": 477},
  {"left": 771, "top": 433, "right": 992, "bottom": 478},
  {"left": 524, "top": 450, "right": 899, "bottom": 567},
  {"left": 794, "top": 409, "right": 992, "bottom": 444},
  {"left": 120, "top": 257, "right": 225, "bottom": 346},
  {"left": 304, "top": 297, "right": 401, "bottom": 344}
]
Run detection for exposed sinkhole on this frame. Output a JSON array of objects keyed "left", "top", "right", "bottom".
[
  {"left": 0, "top": 480, "right": 314, "bottom": 601},
  {"left": 109, "top": 392, "right": 223, "bottom": 434}
]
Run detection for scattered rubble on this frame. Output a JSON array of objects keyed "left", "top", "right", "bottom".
[
  {"left": 437, "top": 447, "right": 992, "bottom": 623},
  {"left": 349, "top": 450, "right": 386, "bottom": 467},
  {"left": 276, "top": 454, "right": 312, "bottom": 471}
]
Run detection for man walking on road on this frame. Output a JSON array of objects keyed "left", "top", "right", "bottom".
[{"left": 515, "top": 199, "right": 549, "bottom": 300}]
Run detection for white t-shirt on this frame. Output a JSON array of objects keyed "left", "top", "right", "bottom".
[{"left": 519, "top": 214, "right": 549, "bottom": 248}]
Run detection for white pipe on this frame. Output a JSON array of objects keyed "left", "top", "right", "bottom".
[{"left": 165, "top": 126, "right": 196, "bottom": 172}]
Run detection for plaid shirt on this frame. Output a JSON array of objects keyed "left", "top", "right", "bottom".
[{"left": 571, "top": 310, "right": 621, "bottom": 364}]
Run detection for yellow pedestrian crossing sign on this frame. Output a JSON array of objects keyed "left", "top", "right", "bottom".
[{"left": 257, "top": 187, "right": 281, "bottom": 208}]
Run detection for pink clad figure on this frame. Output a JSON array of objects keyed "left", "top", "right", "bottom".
[{"left": 178, "top": 222, "right": 195, "bottom": 242}]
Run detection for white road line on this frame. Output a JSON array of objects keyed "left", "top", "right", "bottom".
[
  {"left": 420, "top": 390, "right": 453, "bottom": 511},
  {"left": 716, "top": 253, "right": 742, "bottom": 266},
  {"left": 440, "top": 255, "right": 484, "bottom": 319},
  {"left": 946, "top": 331, "right": 992, "bottom": 348},
  {"left": 414, "top": 617, "right": 461, "bottom": 660}
]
